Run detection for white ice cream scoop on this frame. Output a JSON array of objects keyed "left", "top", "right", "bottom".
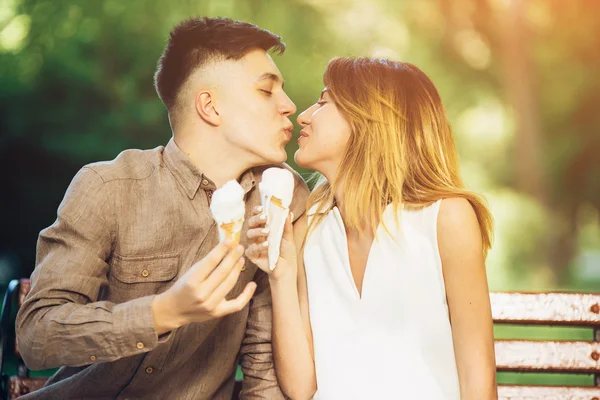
[
  {"left": 259, "top": 168, "right": 295, "bottom": 270},
  {"left": 210, "top": 179, "right": 246, "bottom": 245}
]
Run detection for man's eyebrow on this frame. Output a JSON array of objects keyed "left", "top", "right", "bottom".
[{"left": 257, "top": 72, "right": 285, "bottom": 89}]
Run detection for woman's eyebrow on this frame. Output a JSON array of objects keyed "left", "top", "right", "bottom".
[{"left": 319, "top": 88, "right": 329, "bottom": 101}]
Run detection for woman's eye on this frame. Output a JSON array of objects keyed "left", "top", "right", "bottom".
[
  {"left": 261, "top": 89, "right": 273, "bottom": 96},
  {"left": 317, "top": 101, "right": 326, "bottom": 106}
]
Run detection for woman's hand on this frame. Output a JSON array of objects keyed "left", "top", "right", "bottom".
[{"left": 245, "top": 205, "right": 298, "bottom": 283}]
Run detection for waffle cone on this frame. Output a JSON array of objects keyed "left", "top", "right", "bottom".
[
  {"left": 218, "top": 217, "right": 244, "bottom": 245},
  {"left": 263, "top": 197, "right": 289, "bottom": 270}
]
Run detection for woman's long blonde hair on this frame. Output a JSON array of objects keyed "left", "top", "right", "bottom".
[{"left": 305, "top": 57, "right": 493, "bottom": 256}]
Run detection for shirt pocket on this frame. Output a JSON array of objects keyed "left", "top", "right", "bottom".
[{"left": 108, "top": 253, "right": 179, "bottom": 302}]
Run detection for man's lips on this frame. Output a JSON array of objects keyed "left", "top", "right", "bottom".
[{"left": 283, "top": 126, "right": 293, "bottom": 141}]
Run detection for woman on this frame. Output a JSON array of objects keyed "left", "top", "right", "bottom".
[{"left": 245, "top": 57, "right": 497, "bottom": 399}]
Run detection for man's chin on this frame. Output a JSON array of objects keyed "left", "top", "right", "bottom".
[
  {"left": 272, "top": 148, "right": 289, "bottom": 164},
  {"left": 254, "top": 149, "right": 287, "bottom": 167}
]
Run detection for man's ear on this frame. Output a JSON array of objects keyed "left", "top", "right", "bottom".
[{"left": 195, "top": 90, "right": 220, "bottom": 126}]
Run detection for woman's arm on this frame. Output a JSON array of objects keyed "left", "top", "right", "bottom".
[
  {"left": 295, "top": 215, "right": 315, "bottom": 361},
  {"left": 245, "top": 209, "right": 316, "bottom": 399},
  {"left": 269, "top": 213, "right": 316, "bottom": 399},
  {"left": 438, "top": 198, "right": 497, "bottom": 400}
]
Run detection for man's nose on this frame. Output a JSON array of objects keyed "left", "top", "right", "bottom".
[{"left": 279, "top": 93, "right": 297, "bottom": 116}]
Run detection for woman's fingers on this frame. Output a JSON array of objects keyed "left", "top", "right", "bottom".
[
  {"left": 246, "top": 226, "right": 269, "bottom": 241},
  {"left": 245, "top": 242, "right": 269, "bottom": 272},
  {"left": 247, "top": 212, "right": 268, "bottom": 229},
  {"left": 245, "top": 241, "right": 268, "bottom": 260}
]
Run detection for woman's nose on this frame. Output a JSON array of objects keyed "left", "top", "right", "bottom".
[{"left": 297, "top": 105, "right": 314, "bottom": 127}]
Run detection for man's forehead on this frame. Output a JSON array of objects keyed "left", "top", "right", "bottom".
[
  {"left": 196, "top": 49, "right": 284, "bottom": 90},
  {"left": 238, "top": 49, "right": 284, "bottom": 82}
]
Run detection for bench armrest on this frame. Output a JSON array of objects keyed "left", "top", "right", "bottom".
[{"left": 1, "top": 279, "right": 22, "bottom": 399}]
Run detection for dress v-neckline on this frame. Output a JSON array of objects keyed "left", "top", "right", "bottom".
[{"left": 332, "top": 206, "right": 379, "bottom": 300}]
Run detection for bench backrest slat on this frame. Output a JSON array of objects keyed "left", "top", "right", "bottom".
[
  {"left": 495, "top": 340, "right": 600, "bottom": 373},
  {"left": 498, "top": 385, "right": 600, "bottom": 399},
  {"left": 491, "top": 292, "right": 600, "bottom": 325}
]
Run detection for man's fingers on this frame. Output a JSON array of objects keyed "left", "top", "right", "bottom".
[
  {"left": 188, "top": 240, "right": 232, "bottom": 281},
  {"left": 216, "top": 282, "right": 258, "bottom": 316},
  {"left": 207, "top": 256, "right": 246, "bottom": 304},
  {"left": 199, "top": 244, "right": 244, "bottom": 294}
]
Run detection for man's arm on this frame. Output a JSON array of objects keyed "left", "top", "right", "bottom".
[
  {"left": 239, "top": 269, "right": 286, "bottom": 399},
  {"left": 16, "top": 167, "right": 159, "bottom": 370}
]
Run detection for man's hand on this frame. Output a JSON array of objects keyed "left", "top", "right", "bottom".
[{"left": 152, "top": 241, "right": 257, "bottom": 335}]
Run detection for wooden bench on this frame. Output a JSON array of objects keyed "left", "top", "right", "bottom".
[
  {"left": 0, "top": 279, "right": 46, "bottom": 400},
  {"left": 2, "top": 279, "right": 599, "bottom": 399},
  {"left": 493, "top": 292, "right": 600, "bottom": 399}
]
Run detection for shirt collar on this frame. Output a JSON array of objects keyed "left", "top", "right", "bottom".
[{"left": 163, "top": 138, "right": 256, "bottom": 199}]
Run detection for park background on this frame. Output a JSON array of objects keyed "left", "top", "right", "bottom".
[{"left": 1, "top": 0, "right": 599, "bottom": 389}]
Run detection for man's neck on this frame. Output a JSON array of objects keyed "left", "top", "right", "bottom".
[{"left": 173, "top": 131, "right": 250, "bottom": 189}]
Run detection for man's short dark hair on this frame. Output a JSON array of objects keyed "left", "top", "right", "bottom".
[{"left": 154, "top": 17, "right": 285, "bottom": 116}]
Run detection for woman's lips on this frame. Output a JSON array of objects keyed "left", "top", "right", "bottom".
[{"left": 298, "top": 129, "right": 309, "bottom": 144}]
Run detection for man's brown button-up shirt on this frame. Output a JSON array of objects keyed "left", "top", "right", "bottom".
[{"left": 16, "top": 138, "right": 309, "bottom": 399}]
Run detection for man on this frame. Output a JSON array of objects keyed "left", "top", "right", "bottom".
[{"left": 16, "top": 17, "right": 309, "bottom": 399}]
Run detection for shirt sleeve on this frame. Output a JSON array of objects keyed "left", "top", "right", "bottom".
[
  {"left": 16, "top": 166, "right": 159, "bottom": 370},
  {"left": 239, "top": 269, "right": 286, "bottom": 399}
]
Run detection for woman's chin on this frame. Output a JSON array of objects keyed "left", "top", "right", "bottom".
[{"left": 293, "top": 150, "right": 310, "bottom": 169}]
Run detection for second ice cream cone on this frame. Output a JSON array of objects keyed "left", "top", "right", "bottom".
[{"left": 259, "top": 167, "right": 295, "bottom": 270}]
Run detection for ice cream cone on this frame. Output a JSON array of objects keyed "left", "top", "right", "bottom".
[
  {"left": 218, "top": 218, "right": 244, "bottom": 245},
  {"left": 210, "top": 180, "right": 246, "bottom": 246},
  {"left": 269, "top": 196, "right": 283, "bottom": 208},
  {"left": 259, "top": 168, "right": 295, "bottom": 270}
]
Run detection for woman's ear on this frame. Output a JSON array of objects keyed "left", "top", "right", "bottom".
[{"left": 195, "top": 90, "right": 221, "bottom": 126}]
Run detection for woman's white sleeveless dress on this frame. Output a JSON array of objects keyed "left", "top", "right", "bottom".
[{"left": 304, "top": 200, "right": 461, "bottom": 399}]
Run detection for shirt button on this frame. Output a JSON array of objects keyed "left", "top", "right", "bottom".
[
  {"left": 141, "top": 269, "right": 149, "bottom": 277},
  {"left": 145, "top": 367, "right": 154, "bottom": 374},
  {"left": 89, "top": 355, "right": 96, "bottom": 362},
  {"left": 202, "top": 179, "right": 209, "bottom": 185},
  {"left": 136, "top": 342, "right": 144, "bottom": 349}
]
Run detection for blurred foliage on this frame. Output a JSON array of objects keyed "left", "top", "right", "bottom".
[
  {"left": 1, "top": 0, "right": 599, "bottom": 387},
  {"left": 2, "top": 0, "right": 599, "bottom": 286}
]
